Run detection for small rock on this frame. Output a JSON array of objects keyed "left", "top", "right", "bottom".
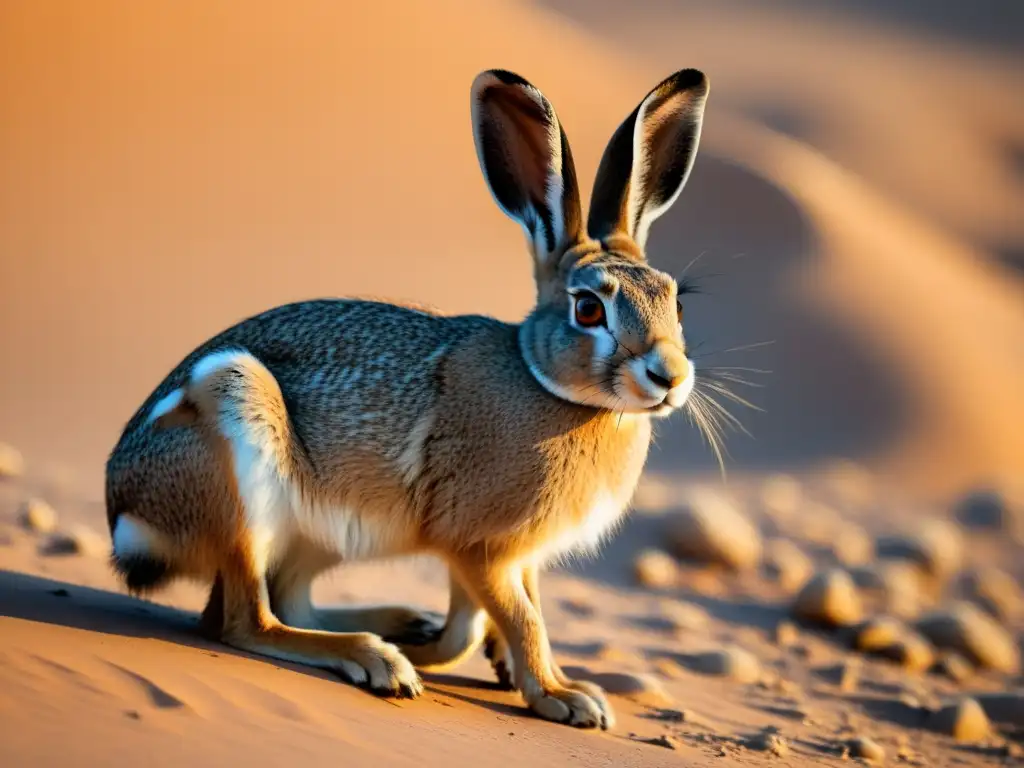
[
  {"left": 561, "top": 667, "right": 673, "bottom": 708},
  {"left": 933, "top": 652, "right": 973, "bottom": 683},
  {"left": 793, "top": 569, "right": 864, "bottom": 627},
  {"left": 854, "top": 617, "right": 935, "bottom": 672},
  {"left": 760, "top": 474, "right": 803, "bottom": 521},
  {"left": 897, "top": 743, "right": 915, "bottom": 762},
  {"left": 633, "top": 733, "right": 678, "bottom": 750},
  {"left": 774, "top": 620, "right": 800, "bottom": 648},
  {"left": 954, "top": 487, "right": 1022, "bottom": 538},
  {"left": 839, "top": 659, "right": 861, "bottom": 692},
  {"left": 762, "top": 538, "right": 814, "bottom": 592},
  {"left": 963, "top": 567, "right": 1022, "bottom": 622},
  {"left": 916, "top": 602, "right": 1020, "bottom": 673},
  {"left": 667, "top": 490, "right": 762, "bottom": 570},
  {"left": 660, "top": 600, "right": 710, "bottom": 633},
  {"left": 644, "top": 707, "right": 688, "bottom": 723},
  {"left": 832, "top": 523, "right": 875, "bottom": 567},
  {"left": 42, "top": 525, "right": 108, "bottom": 558},
  {"left": 0, "top": 442, "right": 24, "bottom": 478},
  {"left": 849, "top": 736, "right": 886, "bottom": 763},
  {"left": 930, "top": 697, "right": 991, "bottom": 742},
  {"left": 633, "top": 549, "right": 679, "bottom": 589},
  {"left": 747, "top": 732, "right": 790, "bottom": 757},
  {"left": 688, "top": 645, "right": 762, "bottom": 684},
  {"left": 973, "top": 692, "right": 1024, "bottom": 728},
  {"left": 854, "top": 616, "right": 904, "bottom": 652},
  {"left": 851, "top": 561, "right": 927, "bottom": 619},
  {"left": 18, "top": 498, "right": 58, "bottom": 534},
  {"left": 877, "top": 520, "right": 963, "bottom": 583}
]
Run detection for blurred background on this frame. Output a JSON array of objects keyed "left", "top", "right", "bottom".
[{"left": 1, "top": 0, "right": 1022, "bottom": 502}]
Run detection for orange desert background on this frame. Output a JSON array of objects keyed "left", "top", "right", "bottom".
[{"left": 1, "top": 2, "right": 1023, "bottom": 766}]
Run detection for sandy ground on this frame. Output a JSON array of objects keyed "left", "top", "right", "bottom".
[{"left": 1, "top": 0, "right": 1023, "bottom": 765}]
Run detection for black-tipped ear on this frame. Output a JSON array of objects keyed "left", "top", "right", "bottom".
[
  {"left": 471, "top": 69, "right": 584, "bottom": 265},
  {"left": 587, "top": 69, "right": 709, "bottom": 252}
]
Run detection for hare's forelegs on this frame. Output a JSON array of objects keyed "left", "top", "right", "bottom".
[
  {"left": 453, "top": 552, "right": 608, "bottom": 729},
  {"left": 481, "top": 565, "right": 614, "bottom": 726},
  {"left": 203, "top": 538, "right": 423, "bottom": 698}
]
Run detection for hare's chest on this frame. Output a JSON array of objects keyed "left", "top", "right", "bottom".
[{"left": 536, "top": 416, "right": 652, "bottom": 563}]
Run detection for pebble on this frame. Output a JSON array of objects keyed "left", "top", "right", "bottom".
[
  {"left": 632, "top": 734, "right": 678, "bottom": 750},
  {"left": 929, "top": 697, "right": 991, "bottom": 742},
  {"left": 793, "top": 569, "right": 864, "bottom": 627},
  {"left": 849, "top": 561, "right": 925, "bottom": 619},
  {"left": 762, "top": 538, "right": 813, "bottom": 592},
  {"left": 633, "top": 549, "right": 679, "bottom": 589},
  {"left": 660, "top": 600, "right": 710, "bottom": 633},
  {"left": 831, "top": 523, "right": 875, "bottom": 567},
  {"left": 932, "top": 652, "right": 973, "bottom": 683},
  {"left": 561, "top": 667, "right": 673, "bottom": 708},
  {"left": 18, "top": 498, "right": 58, "bottom": 534},
  {"left": 667, "top": 490, "right": 762, "bottom": 570},
  {"left": 774, "top": 620, "right": 800, "bottom": 648},
  {"left": 954, "top": 487, "right": 1022, "bottom": 539},
  {"left": 963, "top": 567, "right": 1022, "bottom": 622},
  {"left": 839, "top": 659, "right": 860, "bottom": 692},
  {"left": 853, "top": 617, "right": 935, "bottom": 672},
  {"left": 0, "top": 442, "right": 24, "bottom": 478},
  {"left": 849, "top": 736, "right": 886, "bottom": 762},
  {"left": 687, "top": 645, "right": 762, "bottom": 684},
  {"left": 916, "top": 602, "right": 1020, "bottom": 673},
  {"left": 876, "top": 519, "right": 963, "bottom": 582},
  {"left": 973, "top": 692, "right": 1024, "bottom": 728},
  {"left": 43, "top": 525, "right": 108, "bottom": 558},
  {"left": 747, "top": 732, "right": 790, "bottom": 757}
]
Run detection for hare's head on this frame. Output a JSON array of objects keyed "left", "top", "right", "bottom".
[{"left": 471, "top": 69, "right": 709, "bottom": 417}]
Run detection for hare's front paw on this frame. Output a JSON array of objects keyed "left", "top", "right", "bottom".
[
  {"left": 564, "top": 679, "right": 615, "bottom": 729},
  {"left": 529, "top": 687, "right": 608, "bottom": 730},
  {"left": 335, "top": 635, "right": 423, "bottom": 699}
]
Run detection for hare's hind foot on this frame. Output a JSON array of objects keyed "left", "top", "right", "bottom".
[{"left": 207, "top": 555, "right": 423, "bottom": 698}]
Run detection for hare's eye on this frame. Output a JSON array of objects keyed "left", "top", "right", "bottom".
[
  {"left": 574, "top": 293, "right": 606, "bottom": 328},
  {"left": 676, "top": 298, "right": 684, "bottom": 324}
]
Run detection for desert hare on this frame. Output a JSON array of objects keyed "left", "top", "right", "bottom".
[{"left": 105, "top": 67, "right": 709, "bottom": 729}]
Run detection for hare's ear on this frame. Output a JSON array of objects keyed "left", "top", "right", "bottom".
[
  {"left": 587, "top": 69, "right": 709, "bottom": 252},
  {"left": 471, "top": 70, "right": 583, "bottom": 266}
]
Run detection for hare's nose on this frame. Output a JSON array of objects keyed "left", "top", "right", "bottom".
[{"left": 645, "top": 368, "right": 686, "bottom": 390}]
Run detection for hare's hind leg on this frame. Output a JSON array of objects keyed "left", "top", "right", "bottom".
[
  {"left": 398, "top": 572, "right": 488, "bottom": 671},
  {"left": 211, "top": 537, "right": 423, "bottom": 698},
  {"left": 265, "top": 544, "right": 444, "bottom": 643},
  {"left": 176, "top": 348, "right": 421, "bottom": 697},
  {"left": 452, "top": 552, "right": 608, "bottom": 729}
]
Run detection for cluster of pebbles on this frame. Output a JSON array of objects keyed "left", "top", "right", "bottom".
[
  {"left": 630, "top": 469, "right": 1024, "bottom": 753},
  {"left": 0, "top": 442, "right": 108, "bottom": 559}
]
